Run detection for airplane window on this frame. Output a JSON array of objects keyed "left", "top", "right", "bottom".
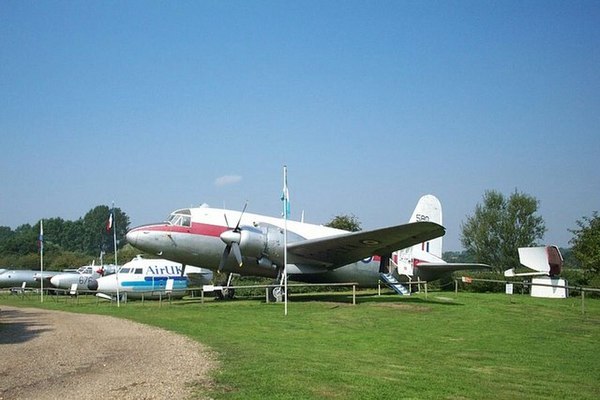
[{"left": 167, "top": 213, "right": 191, "bottom": 226}]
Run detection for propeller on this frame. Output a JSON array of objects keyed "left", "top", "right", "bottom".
[{"left": 218, "top": 203, "right": 248, "bottom": 271}]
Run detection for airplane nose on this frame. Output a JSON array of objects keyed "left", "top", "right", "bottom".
[
  {"left": 87, "top": 278, "right": 98, "bottom": 291},
  {"left": 50, "top": 276, "right": 60, "bottom": 287},
  {"left": 126, "top": 229, "right": 140, "bottom": 246}
]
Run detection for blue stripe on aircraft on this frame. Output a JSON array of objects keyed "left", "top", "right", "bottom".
[
  {"left": 121, "top": 279, "right": 188, "bottom": 291},
  {"left": 143, "top": 276, "right": 187, "bottom": 282}
]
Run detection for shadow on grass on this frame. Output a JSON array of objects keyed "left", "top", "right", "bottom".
[
  {"left": 0, "top": 307, "right": 53, "bottom": 345},
  {"left": 289, "top": 292, "right": 464, "bottom": 306},
  {"left": 165, "top": 291, "right": 464, "bottom": 308}
]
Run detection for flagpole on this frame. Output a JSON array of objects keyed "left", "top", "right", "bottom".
[
  {"left": 112, "top": 202, "right": 120, "bottom": 307},
  {"left": 40, "top": 219, "right": 44, "bottom": 303},
  {"left": 283, "top": 166, "right": 288, "bottom": 316}
]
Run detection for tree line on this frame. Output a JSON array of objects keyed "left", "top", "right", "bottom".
[
  {"left": 1, "top": 191, "right": 598, "bottom": 288},
  {"left": 0, "top": 205, "right": 130, "bottom": 270}
]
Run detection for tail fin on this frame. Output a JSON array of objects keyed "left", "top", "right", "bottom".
[
  {"left": 409, "top": 194, "right": 443, "bottom": 259},
  {"left": 394, "top": 195, "right": 443, "bottom": 276},
  {"left": 517, "top": 246, "right": 563, "bottom": 277}
]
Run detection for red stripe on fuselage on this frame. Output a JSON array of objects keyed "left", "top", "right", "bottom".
[{"left": 130, "top": 222, "right": 228, "bottom": 238}]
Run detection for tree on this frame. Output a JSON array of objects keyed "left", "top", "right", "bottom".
[
  {"left": 325, "top": 214, "right": 362, "bottom": 232},
  {"left": 460, "top": 190, "right": 546, "bottom": 270},
  {"left": 79, "top": 205, "right": 130, "bottom": 254},
  {"left": 569, "top": 212, "right": 600, "bottom": 287}
]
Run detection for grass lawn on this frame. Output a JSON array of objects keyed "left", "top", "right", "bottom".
[{"left": 2, "top": 290, "right": 599, "bottom": 399}]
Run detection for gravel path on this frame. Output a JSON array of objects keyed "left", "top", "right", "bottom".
[{"left": 0, "top": 306, "right": 217, "bottom": 400}]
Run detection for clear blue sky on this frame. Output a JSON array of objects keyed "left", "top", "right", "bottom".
[{"left": 1, "top": 1, "right": 598, "bottom": 251}]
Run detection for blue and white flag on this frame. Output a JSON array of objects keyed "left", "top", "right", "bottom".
[
  {"left": 281, "top": 166, "right": 290, "bottom": 219},
  {"left": 38, "top": 220, "right": 44, "bottom": 251}
]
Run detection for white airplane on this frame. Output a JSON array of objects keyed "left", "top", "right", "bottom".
[
  {"left": 504, "top": 245, "right": 563, "bottom": 277},
  {"left": 0, "top": 269, "right": 60, "bottom": 289},
  {"left": 87, "top": 255, "right": 213, "bottom": 300},
  {"left": 49, "top": 263, "right": 117, "bottom": 292},
  {"left": 126, "top": 195, "right": 487, "bottom": 298}
]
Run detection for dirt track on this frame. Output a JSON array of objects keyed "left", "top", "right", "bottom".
[{"left": 0, "top": 306, "right": 217, "bottom": 400}]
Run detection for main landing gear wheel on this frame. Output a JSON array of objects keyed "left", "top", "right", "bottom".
[
  {"left": 268, "top": 280, "right": 288, "bottom": 302},
  {"left": 214, "top": 280, "right": 235, "bottom": 300}
]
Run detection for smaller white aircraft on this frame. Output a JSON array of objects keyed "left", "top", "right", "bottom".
[
  {"left": 50, "top": 263, "right": 117, "bottom": 292},
  {"left": 87, "top": 255, "right": 213, "bottom": 300},
  {"left": 505, "top": 245, "right": 567, "bottom": 298},
  {"left": 504, "top": 246, "right": 563, "bottom": 277},
  {"left": 0, "top": 269, "right": 60, "bottom": 289}
]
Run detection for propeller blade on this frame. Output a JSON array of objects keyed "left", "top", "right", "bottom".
[
  {"left": 219, "top": 202, "right": 248, "bottom": 271},
  {"left": 231, "top": 242, "right": 243, "bottom": 267},
  {"left": 181, "top": 264, "right": 187, "bottom": 277},
  {"left": 218, "top": 245, "right": 231, "bottom": 272},
  {"left": 224, "top": 213, "right": 230, "bottom": 229},
  {"left": 234, "top": 202, "right": 248, "bottom": 232}
]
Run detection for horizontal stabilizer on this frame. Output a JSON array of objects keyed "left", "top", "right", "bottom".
[{"left": 415, "top": 262, "right": 491, "bottom": 281}]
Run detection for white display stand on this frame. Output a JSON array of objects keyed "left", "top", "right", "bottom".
[{"left": 530, "top": 277, "right": 568, "bottom": 299}]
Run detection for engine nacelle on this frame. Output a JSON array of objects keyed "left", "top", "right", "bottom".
[{"left": 239, "top": 226, "right": 268, "bottom": 259}]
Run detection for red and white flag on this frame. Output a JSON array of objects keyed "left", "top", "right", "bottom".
[{"left": 106, "top": 211, "right": 113, "bottom": 232}]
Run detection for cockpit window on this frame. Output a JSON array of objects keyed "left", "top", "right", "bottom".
[
  {"left": 167, "top": 214, "right": 181, "bottom": 225},
  {"left": 134, "top": 268, "right": 143, "bottom": 274},
  {"left": 167, "top": 212, "right": 192, "bottom": 227},
  {"left": 119, "top": 267, "right": 131, "bottom": 274}
]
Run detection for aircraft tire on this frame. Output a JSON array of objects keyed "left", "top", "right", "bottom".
[
  {"left": 224, "top": 287, "right": 235, "bottom": 300},
  {"left": 268, "top": 283, "right": 288, "bottom": 302},
  {"left": 214, "top": 281, "right": 235, "bottom": 300}
]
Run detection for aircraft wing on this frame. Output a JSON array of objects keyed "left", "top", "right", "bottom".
[{"left": 288, "top": 221, "right": 445, "bottom": 269}]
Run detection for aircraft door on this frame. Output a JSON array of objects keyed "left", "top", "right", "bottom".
[{"left": 395, "top": 250, "right": 414, "bottom": 277}]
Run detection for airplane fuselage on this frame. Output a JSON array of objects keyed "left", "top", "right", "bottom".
[{"left": 127, "top": 206, "right": 391, "bottom": 287}]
